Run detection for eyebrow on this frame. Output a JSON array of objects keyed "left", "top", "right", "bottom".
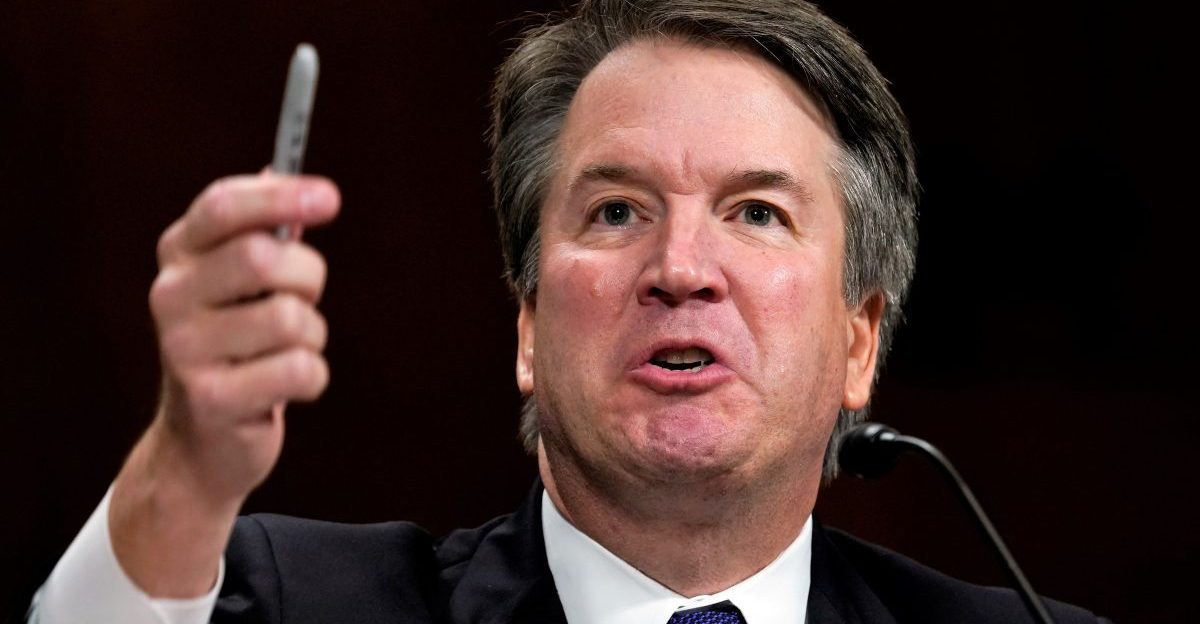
[
  {"left": 565, "top": 163, "right": 816, "bottom": 204},
  {"left": 730, "top": 169, "right": 815, "bottom": 204},
  {"left": 566, "top": 164, "right": 632, "bottom": 194}
]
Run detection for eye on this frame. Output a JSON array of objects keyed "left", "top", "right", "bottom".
[
  {"left": 598, "top": 199, "right": 633, "bottom": 226},
  {"left": 739, "top": 202, "right": 779, "bottom": 227}
]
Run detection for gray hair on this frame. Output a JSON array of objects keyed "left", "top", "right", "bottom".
[{"left": 489, "top": 0, "right": 919, "bottom": 481}]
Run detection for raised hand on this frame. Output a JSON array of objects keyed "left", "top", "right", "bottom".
[{"left": 109, "top": 172, "right": 340, "bottom": 597}]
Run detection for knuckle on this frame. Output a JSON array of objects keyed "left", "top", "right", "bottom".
[
  {"left": 192, "top": 179, "right": 223, "bottom": 219},
  {"left": 149, "top": 267, "right": 185, "bottom": 318},
  {"left": 270, "top": 295, "right": 306, "bottom": 341},
  {"left": 200, "top": 176, "right": 233, "bottom": 200},
  {"left": 311, "top": 311, "right": 329, "bottom": 350},
  {"left": 200, "top": 179, "right": 235, "bottom": 232},
  {"left": 282, "top": 349, "right": 326, "bottom": 398},
  {"left": 156, "top": 220, "right": 184, "bottom": 265},
  {"left": 185, "top": 371, "right": 229, "bottom": 417},
  {"left": 306, "top": 250, "right": 330, "bottom": 301},
  {"left": 159, "top": 325, "right": 197, "bottom": 367},
  {"left": 311, "top": 249, "right": 328, "bottom": 282},
  {"left": 313, "top": 358, "right": 330, "bottom": 395},
  {"left": 300, "top": 248, "right": 329, "bottom": 301},
  {"left": 280, "top": 349, "right": 310, "bottom": 386},
  {"left": 239, "top": 234, "right": 278, "bottom": 285},
  {"left": 301, "top": 354, "right": 330, "bottom": 400}
]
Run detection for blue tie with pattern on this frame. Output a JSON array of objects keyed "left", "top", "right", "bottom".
[{"left": 666, "top": 600, "right": 748, "bottom": 624}]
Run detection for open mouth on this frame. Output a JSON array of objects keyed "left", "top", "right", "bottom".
[{"left": 649, "top": 347, "right": 715, "bottom": 372}]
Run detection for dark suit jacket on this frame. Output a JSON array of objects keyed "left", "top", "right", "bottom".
[{"left": 215, "top": 483, "right": 1108, "bottom": 623}]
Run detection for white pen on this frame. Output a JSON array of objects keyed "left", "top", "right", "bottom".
[{"left": 272, "top": 43, "right": 319, "bottom": 239}]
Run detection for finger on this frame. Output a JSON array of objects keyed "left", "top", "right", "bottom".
[
  {"left": 193, "top": 232, "right": 328, "bottom": 307},
  {"left": 180, "top": 174, "right": 339, "bottom": 253},
  {"left": 186, "top": 348, "right": 330, "bottom": 422},
  {"left": 150, "top": 233, "right": 327, "bottom": 322},
  {"left": 258, "top": 169, "right": 308, "bottom": 243},
  {"left": 157, "top": 218, "right": 188, "bottom": 267},
  {"left": 161, "top": 294, "right": 327, "bottom": 367},
  {"left": 150, "top": 232, "right": 328, "bottom": 321}
]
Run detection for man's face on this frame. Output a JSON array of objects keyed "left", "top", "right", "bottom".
[{"left": 517, "top": 38, "right": 881, "bottom": 495}]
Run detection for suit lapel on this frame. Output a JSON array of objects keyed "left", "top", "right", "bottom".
[
  {"left": 806, "top": 520, "right": 897, "bottom": 624},
  {"left": 444, "top": 481, "right": 568, "bottom": 624}
]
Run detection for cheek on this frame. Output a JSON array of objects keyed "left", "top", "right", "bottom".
[
  {"left": 535, "top": 247, "right": 639, "bottom": 378},
  {"left": 749, "top": 260, "right": 847, "bottom": 445},
  {"left": 738, "top": 256, "right": 846, "bottom": 368},
  {"left": 742, "top": 260, "right": 816, "bottom": 326},
  {"left": 533, "top": 248, "right": 640, "bottom": 439},
  {"left": 540, "top": 248, "right": 633, "bottom": 320}
]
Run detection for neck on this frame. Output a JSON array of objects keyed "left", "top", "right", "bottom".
[{"left": 538, "top": 441, "right": 819, "bottom": 597}]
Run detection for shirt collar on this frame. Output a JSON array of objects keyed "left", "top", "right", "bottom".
[{"left": 542, "top": 491, "right": 812, "bottom": 624}]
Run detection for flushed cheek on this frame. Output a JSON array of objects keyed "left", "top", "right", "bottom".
[
  {"left": 738, "top": 261, "right": 824, "bottom": 332},
  {"left": 540, "top": 248, "right": 636, "bottom": 320},
  {"left": 738, "top": 260, "right": 845, "bottom": 380},
  {"left": 536, "top": 248, "right": 641, "bottom": 387}
]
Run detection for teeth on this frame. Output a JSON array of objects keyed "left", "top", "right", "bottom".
[
  {"left": 662, "top": 347, "right": 711, "bottom": 364},
  {"left": 651, "top": 347, "right": 715, "bottom": 371}
]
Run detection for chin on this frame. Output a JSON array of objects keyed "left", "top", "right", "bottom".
[{"left": 619, "top": 405, "right": 756, "bottom": 484}]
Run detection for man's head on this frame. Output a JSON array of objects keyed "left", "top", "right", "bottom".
[{"left": 490, "top": 0, "right": 917, "bottom": 482}]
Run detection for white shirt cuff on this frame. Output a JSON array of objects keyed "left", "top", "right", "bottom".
[{"left": 28, "top": 487, "right": 223, "bottom": 624}]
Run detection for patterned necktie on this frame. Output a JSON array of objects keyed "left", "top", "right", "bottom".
[{"left": 666, "top": 600, "right": 748, "bottom": 624}]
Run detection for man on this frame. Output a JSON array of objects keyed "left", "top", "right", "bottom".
[{"left": 31, "top": 1, "right": 1106, "bottom": 622}]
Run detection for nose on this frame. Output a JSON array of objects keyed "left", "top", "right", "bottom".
[{"left": 636, "top": 207, "right": 728, "bottom": 307}]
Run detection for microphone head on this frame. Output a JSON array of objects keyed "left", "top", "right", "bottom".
[{"left": 838, "top": 422, "right": 903, "bottom": 479}]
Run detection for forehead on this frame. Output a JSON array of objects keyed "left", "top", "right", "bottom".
[{"left": 554, "top": 37, "right": 839, "bottom": 194}]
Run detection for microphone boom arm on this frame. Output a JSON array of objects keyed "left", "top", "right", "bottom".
[{"left": 841, "top": 424, "right": 1057, "bottom": 624}]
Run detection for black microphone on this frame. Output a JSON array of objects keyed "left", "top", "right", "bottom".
[{"left": 839, "top": 423, "right": 1058, "bottom": 624}]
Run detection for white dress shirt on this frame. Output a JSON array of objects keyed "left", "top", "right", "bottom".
[
  {"left": 29, "top": 488, "right": 223, "bottom": 624},
  {"left": 30, "top": 489, "right": 811, "bottom": 623},
  {"left": 543, "top": 491, "right": 812, "bottom": 624}
]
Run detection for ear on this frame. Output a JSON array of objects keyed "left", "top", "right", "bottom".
[
  {"left": 516, "top": 298, "right": 536, "bottom": 395},
  {"left": 843, "top": 291, "right": 885, "bottom": 410}
]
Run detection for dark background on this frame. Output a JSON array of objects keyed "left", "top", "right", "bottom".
[{"left": 1, "top": 1, "right": 1193, "bottom": 621}]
